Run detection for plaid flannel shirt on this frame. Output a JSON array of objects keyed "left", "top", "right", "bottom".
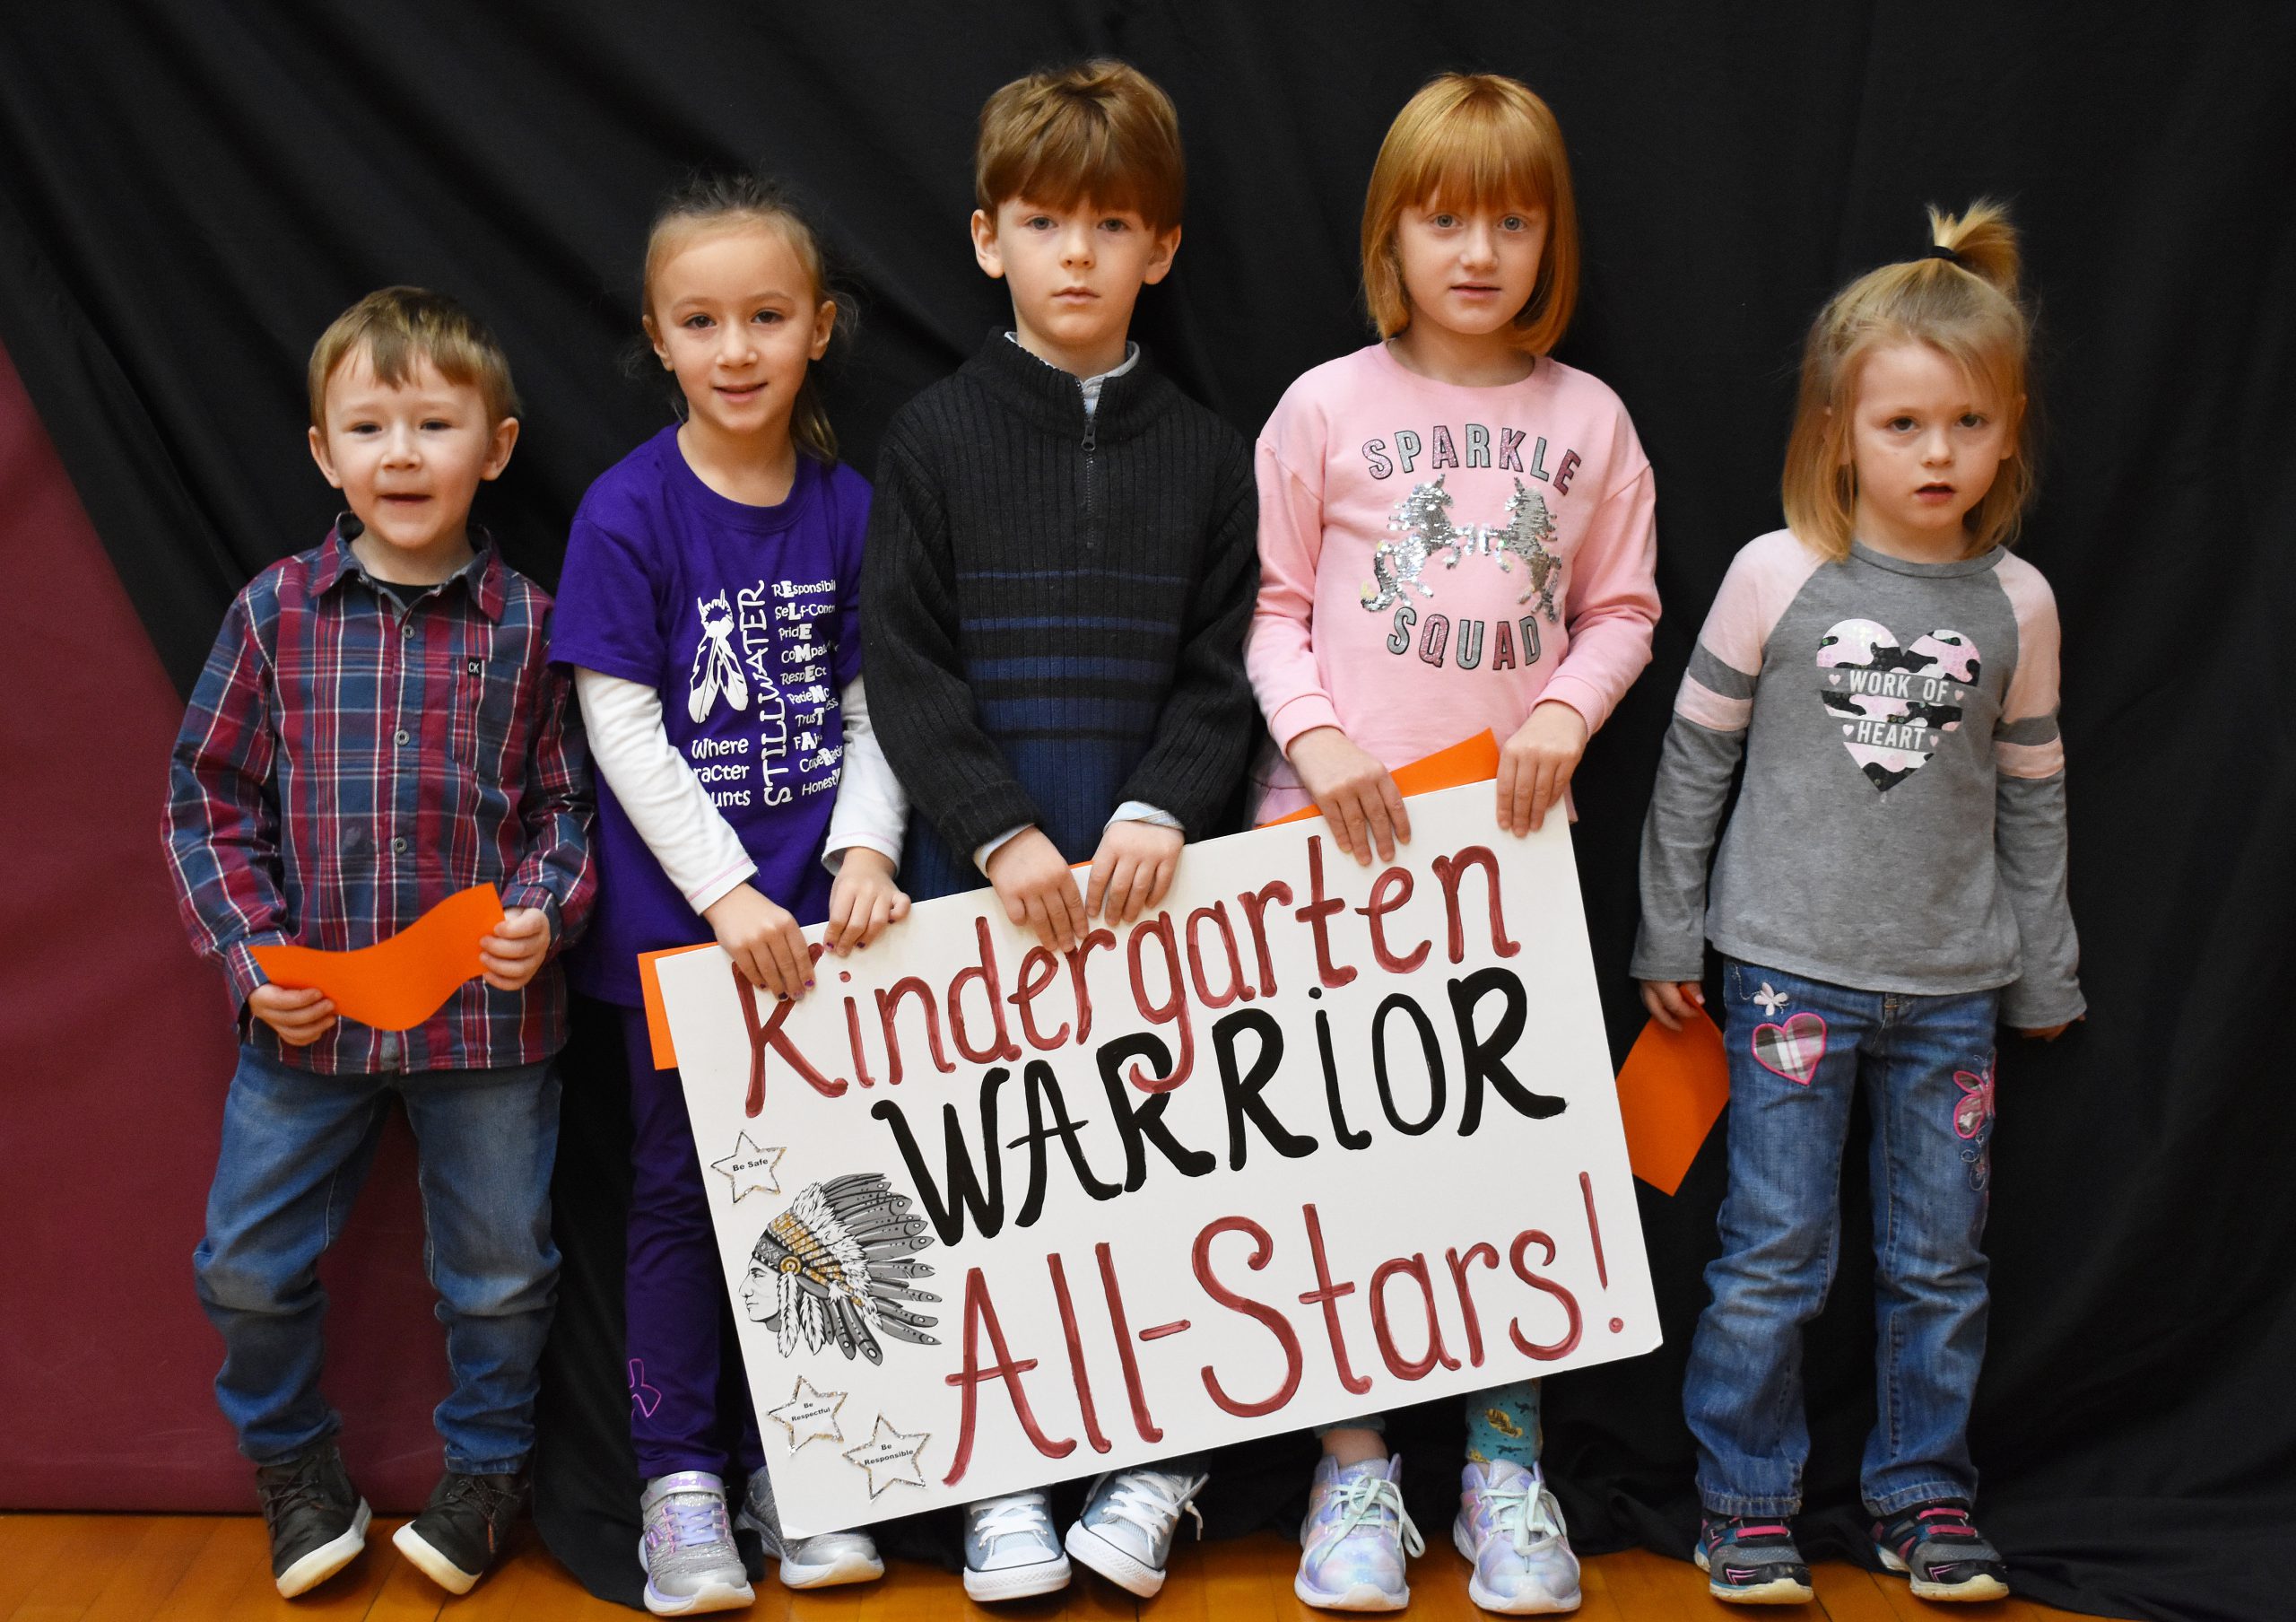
[{"left": 162, "top": 526, "right": 596, "bottom": 1074}]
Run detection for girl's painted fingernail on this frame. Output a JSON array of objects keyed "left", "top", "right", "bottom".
[{"left": 805, "top": 979, "right": 815, "bottom": 989}]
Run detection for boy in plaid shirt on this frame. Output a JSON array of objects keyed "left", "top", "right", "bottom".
[{"left": 161, "top": 288, "right": 594, "bottom": 1600}]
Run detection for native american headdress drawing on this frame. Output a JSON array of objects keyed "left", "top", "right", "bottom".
[{"left": 742, "top": 1173, "right": 941, "bottom": 1364}]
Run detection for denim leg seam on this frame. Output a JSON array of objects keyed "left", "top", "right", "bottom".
[{"left": 1873, "top": 1045, "right": 1901, "bottom": 1467}]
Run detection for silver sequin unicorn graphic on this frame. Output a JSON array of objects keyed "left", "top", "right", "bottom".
[
  {"left": 1477, "top": 479, "right": 1562, "bottom": 621},
  {"left": 1361, "top": 475, "right": 1467, "bottom": 611},
  {"left": 1360, "top": 475, "right": 1564, "bottom": 622}
]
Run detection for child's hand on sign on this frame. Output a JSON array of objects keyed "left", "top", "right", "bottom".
[
  {"left": 1087, "top": 819, "right": 1182, "bottom": 925},
  {"left": 1639, "top": 978, "right": 1706, "bottom": 1033},
  {"left": 986, "top": 827, "right": 1085, "bottom": 955},
  {"left": 1498, "top": 700, "right": 1588, "bottom": 835},
  {"left": 705, "top": 882, "right": 813, "bottom": 1000},
  {"left": 825, "top": 847, "right": 911, "bottom": 955},
  {"left": 248, "top": 981, "right": 338, "bottom": 1046},
  {"left": 480, "top": 906, "right": 553, "bottom": 992},
  {"left": 1289, "top": 725, "right": 1411, "bottom": 865}
]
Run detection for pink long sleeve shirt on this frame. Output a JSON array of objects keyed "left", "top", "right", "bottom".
[{"left": 1246, "top": 343, "right": 1660, "bottom": 818}]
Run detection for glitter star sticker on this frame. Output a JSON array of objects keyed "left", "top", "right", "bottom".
[
  {"left": 841, "top": 1415, "right": 929, "bottom": 1498},
  {"left": 709, "top": 1134, "right": 785, "bottom": 1203},
  {"left": 765, "top": 1376, "right": 848, "bottom": 1453}
]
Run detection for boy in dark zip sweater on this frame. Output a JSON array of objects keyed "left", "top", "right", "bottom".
[
  {"left": 858, "top": 57, "right": 1257, "bottom": 1609},
  {"left": 862, "top": 59, "right": 1257, "bottom": 938}
]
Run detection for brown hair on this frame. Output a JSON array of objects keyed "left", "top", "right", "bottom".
[
  {"left": 1781, "top": 201, "right": 2035, "bottom": 562},
  {"left": 307, "top": 286, "right": 519, "bottom": 431},
  {"left": 640, "top": 173, "right": 846, "bottom": 464},
  {"left": 1361, "top": 73, "right": 1580, "bottom": 355},
  {"left": 975, "top": 59, "right": 1186, "bottom": 232}
]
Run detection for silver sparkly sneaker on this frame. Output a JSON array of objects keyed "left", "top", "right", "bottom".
[
  {"left": 735, "top": 1466, "right": 883, "bottom": 1589},
  {"left": 1453, "top": 1459, "right": 1581, "bottom": 1613},
  {"left": 1295, "top": 1454, "right": 1423, "bottom": 1611},
  {"left": 637, "top": 1470, "right": 752, "bottom": 1615}
]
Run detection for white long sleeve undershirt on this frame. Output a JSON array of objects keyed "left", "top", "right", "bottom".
[{"left": 574, "top": 667, "right": 906, "bottom": 917}]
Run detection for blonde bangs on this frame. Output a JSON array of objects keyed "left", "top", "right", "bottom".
[
  {"left": 1361, "top": 74, "right": 1579, "bottom": 353},
  {"left": 1406, "top": 108, "right": 1556, "bottom": 223},
  {"left": 308, "top": 286, "right": 519, "bottom": 431}
]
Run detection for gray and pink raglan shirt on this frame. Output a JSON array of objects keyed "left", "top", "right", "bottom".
[{"left": 1633, "top": 528, "right": 2083, "bottom": 1027}]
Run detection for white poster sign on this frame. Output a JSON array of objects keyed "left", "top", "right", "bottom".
[{"left": 655, "top": 784, "right": 1658, "bottom": 1535}]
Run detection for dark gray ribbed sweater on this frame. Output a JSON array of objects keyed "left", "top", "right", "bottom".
[{"left": 861, "top": 333, "right": 1260, "bottom": 902}]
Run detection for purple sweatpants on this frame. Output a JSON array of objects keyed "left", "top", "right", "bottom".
[{"left": 621, "top": 1007, "right": 763, "bottom": 1479}]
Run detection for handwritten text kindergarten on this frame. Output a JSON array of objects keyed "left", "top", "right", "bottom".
[{"left": 656, "top": 784, "right": 1658, "bottom": 1535}]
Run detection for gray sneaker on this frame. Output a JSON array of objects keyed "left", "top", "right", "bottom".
[
  {"left": 638, "top": 1471, "right": 753, "bottom": 1615},
  {"left": 963, "top": 1489, "right": 1071, "bottom": 1601},
  {"left": 735, "top": 1467, "right": 884, "bottom": 1589},
  {"left": 1065, "top": 1466, "right": 1209, "bottom": 1599}
]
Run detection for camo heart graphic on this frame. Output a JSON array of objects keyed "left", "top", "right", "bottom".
[
  {"left": 1815, "top": 619, "right": 1979, "bottom": 792},
  {"left": 1752, "top": 1012, "right": 1828, "bottom": 1086}
]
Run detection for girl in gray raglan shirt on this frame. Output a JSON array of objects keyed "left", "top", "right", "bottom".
[{"left": 1633, "top": 204, "right": 2081, "bottom": 1608}]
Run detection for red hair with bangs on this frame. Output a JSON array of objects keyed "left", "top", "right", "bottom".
[
  {"left": 1361, "top": 73, "right": 1580, "bottom": 354},
  {"left": 975, "top": 60, "right": 1185, "bottom": 232}
]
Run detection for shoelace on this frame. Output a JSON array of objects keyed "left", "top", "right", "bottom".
[
  {"left": 1093, "top": 1470, "right": 1208, "bottom": 1547},
  {"left": 1479, "top": 1478, "right": 1562, "bottom": 1557},
  {"left": 1313, "top": 1471, "right": 1426, "bottom": 1561},
  {"left": 972, "top": 1491, "right": 1055, "bottom": 1554},
  {"left": 435, "top": 1474, "right": 517, "bottom": 1517},
  {"left": 257, "top": 1454, "right": 341, "bottom": 1529},
  {"left": 657, "top": 1490, "right": 733, "bottom": 1552}
]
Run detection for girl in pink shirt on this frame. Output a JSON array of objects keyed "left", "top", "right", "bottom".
[{"left": 1247, "top": 74, "right": 1658, "bottom": 1615}]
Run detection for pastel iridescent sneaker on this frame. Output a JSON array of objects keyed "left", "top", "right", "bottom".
[
  {"left": 963, "top": 1489, "right": 1071, "bottom": 1601},
  {"left": 1294, "top": 1454, "right": 1424, "bottom": 1611},
  {"left": 637, "top": 1471, "right": 753, "bottom": 1615},
  {"left": 1065, "top": 1465, "right": 1208, "bottom": 1597},
  {"left": 735, "top": 1467, "right": 883, "bottom": 1589},
  {"left": 1873, "top": 1499, "right": 2011, "bottom": 1601},
  {"left": 1453, "top": 1460, "right": 1580, "bottom": 1613},
  {"left": 1694, "top": 1513, "right": 1813, "bottom": 1604}
]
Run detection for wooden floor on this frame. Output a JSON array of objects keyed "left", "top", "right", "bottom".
[{"left": 0, "top": 1515, "right": 2096, "bottom": 1622}]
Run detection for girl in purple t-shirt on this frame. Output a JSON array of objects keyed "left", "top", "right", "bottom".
[{"left": 552, "top": 176, "right": 907, "bottom": 1613}]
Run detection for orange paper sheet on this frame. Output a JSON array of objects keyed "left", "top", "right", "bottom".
[
  {"left": 1257, "top": 730, "right": 1501, "bottom": 827},
  {"left": 639, "top": 942, "right": 718, "bottom": 1070},
  {"left": 251, "top": 884, "right": 505, "bottom": 1033},
  {"left": 1614, "top": 1003, "right": 1731, "bottom": 1196},
  {"left": 636, "top": 732, "right": 1506, "bottom": 1072}
]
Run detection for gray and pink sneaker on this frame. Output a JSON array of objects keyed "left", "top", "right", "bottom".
[
  {"left": 1694, "top": 1513, "right": 1813, "bottom": 1604},
  {"left": 1873, "top": 1499, "right": 2010, "bottom": 1601}
]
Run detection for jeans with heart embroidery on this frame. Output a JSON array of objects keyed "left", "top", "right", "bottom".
[{"left": 1682, "top": 960, "right": 1999, "bottom": 1518}]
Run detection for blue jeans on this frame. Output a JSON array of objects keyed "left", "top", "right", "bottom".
[
  {"left": 193, "top": 1044, "right": 561, "bottom": 1474},
  {"left": 1683, "top": 961, "right": 1998, "bottom": 1517}
]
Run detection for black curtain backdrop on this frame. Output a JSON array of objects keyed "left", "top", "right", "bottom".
[{"left": 4, "top": 5, "right": 2292, "bottom": 1618}]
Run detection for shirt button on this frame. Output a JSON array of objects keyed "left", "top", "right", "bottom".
[
  {"left": 401, "top": 624, "right": 414, "bottom": 641},
  {"left": 392, "top": 836, "right": 408, "bottom": 852},
  {"left": 395, "top": 728, "right": 410, "bottom": 746}
]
